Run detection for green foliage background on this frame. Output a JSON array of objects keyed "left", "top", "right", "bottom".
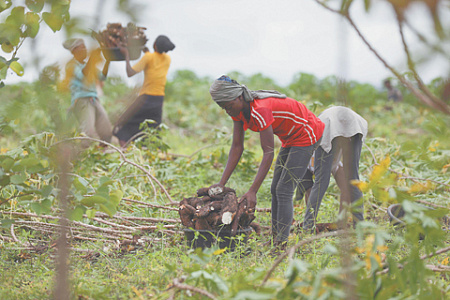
[{"left": 0, "top": 68, "right": 449, "bottom": 299}]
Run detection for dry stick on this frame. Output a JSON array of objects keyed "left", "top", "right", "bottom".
[
  {"left": 425, "top": 265, "right": 450, "bottom": 272},
  {"left": 171, "top": 278, "right": 217, "bottom": 300},
  {"left": 420, "top": 245, "right": 450, "bottom": 260},
  {"left": 261, "top": 230, "right": 349, "bottom": 286},
  {"left": 10, "top": 224, "right": 19, "bottom": 243},
  {"left": 95, "top": 212, "right": 180, "bottom": 224},
  {"left": 122, "top": 198, "right": 179, "bottom": 211},
  {"left": 145, "top": 164, "right": 158, "bottom": 202},
  {"left": 363, "top": 143, "right": 450, "bottom": 193},
  {"left": 377, "top": 245, "right": 450, "bottom": 275},
  {"left": 314, "top": 0, "right": 450, "bottom": 115},
  {"left": 397, "top": 13, "right": 450, "bottom": 113},
  {"left": 52, "top": 136, "right": 175, "bottom": 204},
  {"left": 0, "top": 234, "right": 14, "bottom": 242},
  {"left": 394, "top": 172, "right": 450, "bottom": 191}
]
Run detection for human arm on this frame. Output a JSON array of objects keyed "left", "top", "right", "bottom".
[
  {"left": 82, "top": 48, "right": 102, "bottom": 78},
  {"left": 119, "top": 47, "right": 137, "bottom": 77},
  {"left": 240, "top": 125, "right": 275, "bottom": 209},
  {"left": 218, "top": 120, "right": 245, "bottom": 186},
  {"left": 102, "top": 59, "right": 110, "bottom": 77}
]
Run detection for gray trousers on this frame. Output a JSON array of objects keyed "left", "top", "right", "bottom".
[
  {"left": 271, "top": 141, "right": 319, "bottom": 242},
  {"left": 301, "top": 134, "right": 364, "bottom": 230},
  {"left": 73, "top": 97, "right": 112, "bottom": 147}
]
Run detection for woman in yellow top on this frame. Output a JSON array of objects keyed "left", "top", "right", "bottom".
[{"left": 114, "top": 35, "right": 175, "bottom": 146}]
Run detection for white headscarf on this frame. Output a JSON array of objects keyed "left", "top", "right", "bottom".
[
  {"left": 63, "top": 38, "right": 84, "bottom": 52},
  {"left": 209, "top": 75, "right": 286, "bottom": 103}
]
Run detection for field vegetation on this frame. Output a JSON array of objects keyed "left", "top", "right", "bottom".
[{"left": 1, "top": 69, "right": 450, "bottom": 299}]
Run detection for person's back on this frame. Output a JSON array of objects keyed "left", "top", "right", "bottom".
[{"left": 134, "top": 51, "right": 171, "bottom": 96}]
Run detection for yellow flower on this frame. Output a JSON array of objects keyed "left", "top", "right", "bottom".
[
  {"left": 369, "top": 155, "right": 390, "bottom": 182},
  {"left": 351, "top": 180, "right": 369, "bottom": 192},
  {"left": 442, "top": 163, "right": 450, "bottom": 174},
  {"left": 441, "top": 257, "right": 449, "bottom": 266},
  {"left": 407, "top": 181, "right": 435, "bottom": 194},
  {"left": 213, "top": 248, "right": 226, "bottom": 255},
  {"left": 0, "top": 148, "right": 7, "bottom": 154}
]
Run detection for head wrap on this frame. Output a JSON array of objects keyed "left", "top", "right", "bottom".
[
  {"left": 63, "top": 38, "right": 84, "bottom": 52},
  {"left": 154, "top": 35, "right": 175, "bottom": 53},
  {"left": 209, "top": 75, "right": 286, "bottom": 103}
]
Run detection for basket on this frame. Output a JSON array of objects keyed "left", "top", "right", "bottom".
[
  {"left": 387, "top": 204, "right": 406, "bottom": 227},
  {"left": 101, "top": 46, "right": 143, "bottom": 61},
  {"left": 183, "top": 227, "right": 252, "bottom": 251}
]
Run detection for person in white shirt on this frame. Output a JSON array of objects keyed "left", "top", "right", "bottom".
[{"left": 296, "top": 106, "right": 368, "bottom": 231}]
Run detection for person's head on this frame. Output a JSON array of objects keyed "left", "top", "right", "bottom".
[
  {"left": 63, "top": 38, "right": 86, "bottom": 62},
  {"left": 209, "top": 75, "right": 250, "bottom": 117},
  {"left": 153, "top": 35, "right": 175, "bottom": 53},
  {"left": 383, "top": 79, "right": 392, "bottom": 89}
]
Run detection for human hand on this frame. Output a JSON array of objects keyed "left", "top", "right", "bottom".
[
  {"left": 118, "top": 46, "right": 129, "bottom": 55},
  {"left": 240, "top": 191, "right": 257, "bottom": 211}
]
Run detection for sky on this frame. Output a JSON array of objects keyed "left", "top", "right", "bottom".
[{"left": 4, "top": 0, "right": 450, "bottom": 89}]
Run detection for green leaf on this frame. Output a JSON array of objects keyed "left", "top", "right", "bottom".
[
  {"left": 99, "top": 176, "right": 114, "bottom": 187},
  {"left": 10, "top": 172, "right": 26, "bottom": 184},
  {"left": 1, "top": 156, "right": 15, "bottom": 171},
  {"left": 81, "top": 195, "right": 108, "bottom": 207},
  {"left": 6, "top": 6, "right": 25, "bottom": 26},
  {"left": 69, "top": 205, "right": 85, "bottom": 221},
  {"left": 9, "top": 61, "right": 24, "bottom": 76},
  {"left": 0, "top": 0, "right": 12, "bottom": 13},
  {"left": 18, "top": 156, "right": 40, "bottom": 168},
  {"left": 31, "top": 201, "right": 41, "bottom": 215},
  {"left": 24, "top": 12, "right": 40, "bottom": 38},
  {"left": 234, "top": 291, "right": 274, "bottom": 300},
  {"left": 42, "top": 12, "right": 64, "bottom": 32},
  {"left": 1, "top": 42, "right": 14, "bottom": 53},
  {"left": 86, "top": 209, "right": 96, "bottom": 219},
  {"left": 0, "top": 175, "right": 10, "bottom": 187},
  {"left": 73, "top": 177, "right": 88, "bottom": 194},
  {"left": 99, "top": 202, "right": 116, "bottom": 217},
  {"left": 109, "top": 189, "right": 123, "bottom": 206},
  {"left": 25, "top": 0, "right": 45, "bottom": 13},
  {"left": 1, "top": 218, "right": 15, "bottom": 228}
]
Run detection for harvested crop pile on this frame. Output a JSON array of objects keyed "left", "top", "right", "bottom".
[
  {"left": 178, "top": 185, "right": 260, "bottom": 235},
  {"left": 92, "top": 22, "right": 148, "bottom": 48}
]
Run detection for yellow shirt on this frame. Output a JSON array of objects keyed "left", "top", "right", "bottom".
[{"left": 132, "top": 52, "right": 171, "bottom": 96}]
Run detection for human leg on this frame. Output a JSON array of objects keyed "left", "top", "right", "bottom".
[
  {"left": 341, "top": 134, "right": 364, "bottom": 222},
  {"left": 302, "top": 145, "right": 334, "bottom": 230},
  {"left": 73, "top": 98, "right": 98, "bottom": 148},
  {"left": 272, "top": 144, "right": 316, "bottom": 242},
  {"left": 271, "top": 147, "right": 289, "bottom": 242},
  {"left": 294, "top": 169, "right": 314, "bottom": 203},
  {"left": 94, "top": 101, "right": 112, "bottom": 143}
]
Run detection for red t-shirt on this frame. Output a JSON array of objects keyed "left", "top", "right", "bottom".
[{"left": 231, "top": 97, "right": 325, "bottom": 147}]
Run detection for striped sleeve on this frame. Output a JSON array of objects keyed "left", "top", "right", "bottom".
[{"left": 252, "top": 107, "right": 273, "bottom": 131}]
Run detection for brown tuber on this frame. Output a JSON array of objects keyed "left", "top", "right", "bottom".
[{"left": 179, "top": 186, "right": 257, "bottom": 235}]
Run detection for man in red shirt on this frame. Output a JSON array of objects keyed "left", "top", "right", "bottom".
[{"left": 209, "top": 75, "right": 325, "bottom": 249}]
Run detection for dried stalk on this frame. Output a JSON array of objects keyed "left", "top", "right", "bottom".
[
  {"left": 170, "top": 278, "right": 217, "bottom": 300},
  {"left": 51, "top": 136, "right": 175, "bottom": 204},
  {"left": 122, "top": 198, "right": 179, "bottom": 211},
  {"left": 314, "top": 0, "right": 450, "bottom": 115}
]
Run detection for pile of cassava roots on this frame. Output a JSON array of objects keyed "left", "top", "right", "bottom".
[
  {"left": 178, "top": 185, "right": 260, "bottom": 235},
  {"left": 92, "top": 22, "right": 147, "bottom": 48}
]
